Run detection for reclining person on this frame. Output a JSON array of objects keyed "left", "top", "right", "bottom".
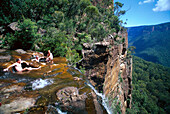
[
  {"left": 31, "top": 55, "right": 45, "bottom": 62},
  {"left": 3, "top": 58, "right": 41, "bottom": 72}
]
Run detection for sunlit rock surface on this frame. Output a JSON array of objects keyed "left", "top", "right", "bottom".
[
  {"left": 56, "top": 87, "right": 87, "bottom": 112},
  {"left": 0, "top": 97, "right": 36, "bottom": 113},
  {"left": 81, "top": 31, "right": 132, "bottom": 113},
  {"left": 0, "top": 50, "right": 107, "bottom": 113}
]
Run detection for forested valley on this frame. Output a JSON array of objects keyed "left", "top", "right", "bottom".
[
  {"left": 0, "top": 0, "right": 169, "bottom": 113},
  {"left": 128, "top": 56, "right": 170, "bottom": 114}
]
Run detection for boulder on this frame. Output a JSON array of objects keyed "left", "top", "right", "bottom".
[
  {"left": 56, "top": 87, "right": 87, "bottom": 111},
  {"left": 83, "top": 43, "right": 92, "bottom": 49},
  {"left": 0, "top": 49, "right": 6, "bottom": 53},
  {"left": 0, "top": 55, "right": 11, "bottom": 62},
  {"left": 15, "top": 49, "right": 27, "bottom": 54},
  {"left": 8, "top": 22, "right": 21, "bottom": 31},
  {"left": 0, "top": 97, "right": 36, "bottom": 113},
  {"left": 1, "top": 85, "right": 24, "bottom": 93}
]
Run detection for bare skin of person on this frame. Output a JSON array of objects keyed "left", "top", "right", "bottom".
[
  {"left": 46, "top": 50, "right": 53, "bottom": 63},
  {"left": 31, "top": 55, "right": 45, "bottom": 62},
  {"left": 3, "top": 58, "right": 41, "bottom": 72}
]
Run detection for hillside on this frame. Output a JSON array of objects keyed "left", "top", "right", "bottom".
[
  {"left": 129, "top": 56, "right": 170, "bottom": 113},
  {"left": 0, "top": 0, "right": 126, "bottom": 64},
  {"left": 127, "top": 22, "right": 170, "bottom": 67}
]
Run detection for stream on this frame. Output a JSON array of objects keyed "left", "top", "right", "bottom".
[{"left": 0, "top": 49, "right": 109, "bottom": 114}]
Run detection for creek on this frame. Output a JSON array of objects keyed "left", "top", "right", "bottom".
[{"left": 0, "top": 49, "right": 109, "bottom": 114}]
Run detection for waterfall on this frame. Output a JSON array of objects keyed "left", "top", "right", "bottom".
[
  {"left": 87, "top": 83, "right": 112, "bottom": 114},
  {"left": 73, "top": 67, "right": 112, "bottom": 114}
]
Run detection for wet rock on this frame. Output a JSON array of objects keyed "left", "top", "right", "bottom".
[
  {"left": 0, "top": 97, "right": 36, "bottom": 113},
  {"left": 15, "top": 49, "right": 27, "bottom": 54},
  {"left": 0, "top": 55, "right": 11, "bottom": 62},
  {"left": 53, "top": 57, "right": 67, "bottom": 64},
  {"left": 83, "top": 43, "right": 92, "bottom": 49},
  {"left": 1, "top": 85, "right": 24, "bottom": 93},
  {"left": 92, "top": 91, "right": 103, "bottom": 114},
  {"left": 56, "top": 87, "right": 87, "bottom": 111},
  {"left": 0, "top": 49, "right": 6, "bottom": 53},
  {"left": 95, "top": 41, "right": 110, "bottom": 46},
  {"left": 35, "top": 96, "right": 48, "bottom": 106},
  {"left": 29, "top": 62, "right": 41, "bottom": 68}
]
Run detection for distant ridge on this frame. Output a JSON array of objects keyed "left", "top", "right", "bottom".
[
  {"left": 127, "top": 22, "right": 170, "bottom": 28},
  {"left": 127, "top": 22, "right": 170, "bottom": 67}
]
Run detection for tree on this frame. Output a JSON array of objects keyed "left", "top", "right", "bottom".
[
  {"left": 85, "top": 6, "right": 100, "bottom": 19},
  {"left": 34, "top": 27, "right": 68, "bottom": 57},
  {"left": 114, "top": 2, "right": 126, "bottom": 17},
  {"left": 5, "top": 18, "right": 40, "bottom": 50}
]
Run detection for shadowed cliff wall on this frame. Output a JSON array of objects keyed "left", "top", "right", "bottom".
[{"left": 81, "top": 31, "right": 132, "bottom": 113}]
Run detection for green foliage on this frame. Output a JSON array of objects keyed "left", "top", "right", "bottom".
[
  {"left": 4, "top": 18, "right": 40, "bottom": 50},
  {"left": 108, "top": 95, "right": 122, "bottom": 114},
  {"left": 34, "top": 27, "right": 68, "bottom": 57},
  {"left": 3, "top": 33, "right": 16, "bottom": 49},
  {"left": 52, "top": 11, "right": 64, "bottom": 23},
  {"left": 1, "top": 0, "right": 126, "bottom": 63},
  {"left": 75, "top": 32, "right": 92, "bottom": 51},
  {"left": 114, "top": 2, "right": 126, "bottom": 17},
  {"left": 90, "top": 23, "right": 108, "bottom": 41},
  {"left": 130, "top": 56, "right": 170, "bottom": 113},
  {"left": 85, "top": 6, "right": 100, "bottom": 19},
  {"left": 66, "top": 48, "right": 81, "bottom": 66},
  {"left": 122, "top": 37, "right": 125, "bottom": 43},
  {"left": 79, "top": 0, "right": 92, "bottom": 15},
  {"left": 128, "top": 22, "right": 170, "bottom": 67}
]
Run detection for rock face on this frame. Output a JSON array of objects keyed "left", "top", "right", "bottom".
[
  {"left": 56, "top": 87, "right": 87, "bottom": 112},
  {"left": 0, "top": 55, "right": 11, "bottom": 62},
  {"left": 81, "top": 31, "right": 132, "bottom": 113},
  {"left": 8, "top": 22, "right": 20, "bottom": 31},
  {"left": 15, "top": 49, "right": 27, "bottom": 54},
  {"left": 0, "top": 97, "right": 36, "bottom": 113},
  {"left": 0, "top": 49, "right": 11, "bottom": 62}
]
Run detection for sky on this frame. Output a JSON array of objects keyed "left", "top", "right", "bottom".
[{"left": 114, "top": 0, "right": 170, "bottom": 27}]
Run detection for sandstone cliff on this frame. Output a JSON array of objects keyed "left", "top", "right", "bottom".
[{"left": 81, "top": 30, "right": 132, "bottom": 113}]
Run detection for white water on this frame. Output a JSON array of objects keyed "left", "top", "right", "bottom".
[
  {"left": 48, "top": 104, "right": 67, "bottom": 114},
  {"left": 87, "top": 83, "right": 112, "bottom": 114},
  {"left": 73, "top": 67, "right": 112, "bottom": 114},
  {"left": 56, "top": 108, "right": 67, "bottom": 114},
  {"left": 32, "top": 78, "right": 53, "bottom": 90}
]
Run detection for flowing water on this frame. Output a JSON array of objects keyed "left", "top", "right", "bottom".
[{"left": 0, "top": 50, "right": 108, "bottom": 114}]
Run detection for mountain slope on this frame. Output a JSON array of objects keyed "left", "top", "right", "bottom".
[
  {"left": 130, "top": 56, "right": 170, "bottom": 113},
  {"left": 127, "top": 22, "right": 170, "bottom": 67}
]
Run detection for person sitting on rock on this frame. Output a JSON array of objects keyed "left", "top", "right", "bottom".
[
  {"left": 3, "top": 58, "right": 41, "bottom": 72},
  {"left": 46, "top": 50, "right": 53, "bottom": 63}
]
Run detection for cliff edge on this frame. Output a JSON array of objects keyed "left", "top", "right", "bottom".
[{"left": 81, "top": 30, "right": 132, "bottom": 113}]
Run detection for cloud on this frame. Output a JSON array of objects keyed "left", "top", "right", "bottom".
[
  {"left": 139, "top": 0, "right": 154, "bottom": 5},
  {"left": 139, "top": 1, "right": 143, "bottom": 5},
  {"left": 144, "top": 0, "right": 154, "bottom": 3},
  {"left": 153, "top": 0, "right": 170, "bottom": 11}
]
